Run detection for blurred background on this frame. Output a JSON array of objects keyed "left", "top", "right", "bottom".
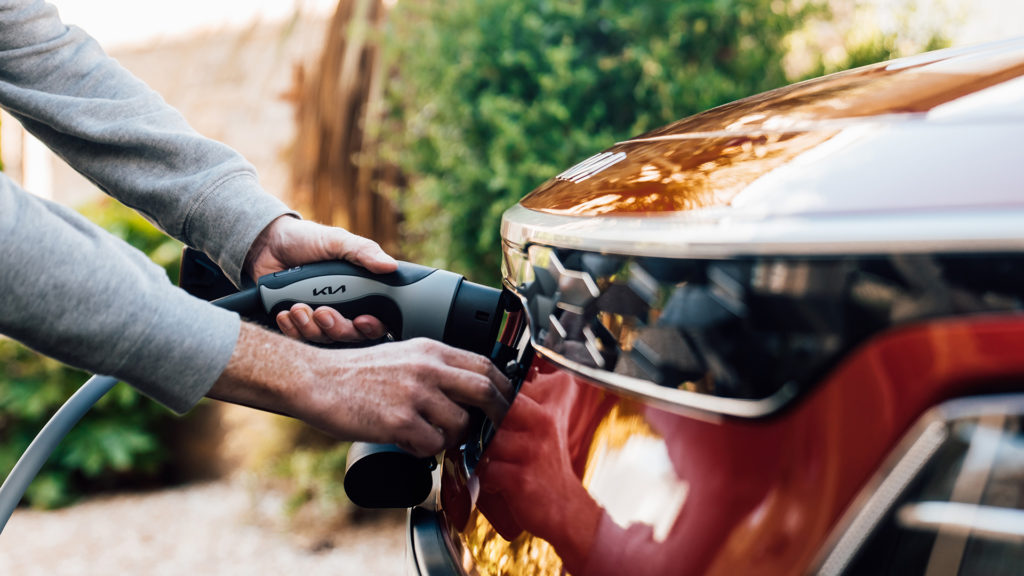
[{"left": 1, "top": 0, "right": 1023, "bottom": 574}]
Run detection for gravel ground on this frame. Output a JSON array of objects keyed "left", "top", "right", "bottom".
[{"left": 0, "top": 478, "right": 408, "bottom": 575}]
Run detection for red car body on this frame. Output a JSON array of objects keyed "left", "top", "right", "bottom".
[{"left": 410, "top": 37, "right": 1024, "bottom": 576}]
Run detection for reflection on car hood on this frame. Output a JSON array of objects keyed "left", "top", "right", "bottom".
[{"left": 508, "top": 37, "right": 1024, "bottom": 258}]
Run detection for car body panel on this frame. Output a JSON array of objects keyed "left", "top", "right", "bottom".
[
  {"left": 410, "top": 37, "right": 1024, "bottom": 576},
  {"left": 435, "top": 315, "right": 1024, "bottom": 576},
  {"left": 520, "top": 37, "right": 1024, "bottom": 220}
]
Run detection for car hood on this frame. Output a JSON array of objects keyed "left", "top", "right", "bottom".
[{"left": 504, "top": 37, "right": 1024, "bottom": 258}]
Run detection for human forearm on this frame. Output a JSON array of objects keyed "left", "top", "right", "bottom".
[
  {"left": 209, "top": 323, "right": 512, "bottom": 457},
  {"left": 206, "top": 321, "right": 314, "bottom": 419}
]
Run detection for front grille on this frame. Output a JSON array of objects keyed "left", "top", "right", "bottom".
[{"left": 503, "top": 244, "right": 1024, "bottom": 417}]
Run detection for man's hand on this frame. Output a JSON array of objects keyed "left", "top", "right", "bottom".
[
  {"left": 208, "top": 323, "right": 512, "bottom": 457},
  {"left": 244, "top": 215, "right": 398, "bottom": 342}
]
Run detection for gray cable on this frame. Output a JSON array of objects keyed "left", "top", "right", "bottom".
[
  {"left": 0, "top": 289, "right": 259, "bottom": 535},
  {"left": 0, "top": 374, "right": 118, "bottom": 534}
]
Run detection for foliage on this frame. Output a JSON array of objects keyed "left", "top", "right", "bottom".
[
  {"left": 379, "top": 0, "right": 950, "bottom": 285},
  {"left": 381, "top": 0, "right": 827, "bottom": 283},
  {"left": 0, "top": 198, "right": 184, "bottom": 509},
  {"left": 273, "top": 442, "right": 352, "bottom": 519},
  {"left": 789, "top": 0, "right": 953, "bottom": 78}
]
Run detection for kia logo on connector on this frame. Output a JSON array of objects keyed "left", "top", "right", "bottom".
[{"left": 313, "top": 285, "right": 346, "bottom": 296}]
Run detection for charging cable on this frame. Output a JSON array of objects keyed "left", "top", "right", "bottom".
[{"left": 0, "top": 290, "right": 258, "bottom": 534}]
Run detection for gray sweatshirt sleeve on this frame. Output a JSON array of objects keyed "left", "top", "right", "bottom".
[
  {"left": 0, "top": 0, "right": 295, "bottom": 413},
  {"left": 0, "top": 0, "right": 294, "bottom": 286},
  {"left": 0, "top": 181, "right": 240, "bottom": 414}
]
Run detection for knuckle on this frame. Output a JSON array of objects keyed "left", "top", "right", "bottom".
[
  {"left": 404, "top": 429, "right": 443, "bottom": 457},
  {"left": 474, "top": 354, "right": 493, "bottom": 375},
  {"left": 470, "top": 376, "right": 498, "bottom": 402},
  {"left": 411, "top": 337, "right": 440, "bottom": 353},
  {"left": 455, "top": 409, "right": 470, "bottom": 431},
  {"left": 404, "top": 337, "right": 429, "bottom": 353},
  {"left": 420, "top": 361, "right": 445, "bottom": 382},
  {"left": 326, "top": 322, "right": 352, "bottom": 341},
  {"left": 388, "top": 409, "right": 419, "bottom": 434},
  {"left": 425, "top": 430, "right": 445, "bottom": 453}
]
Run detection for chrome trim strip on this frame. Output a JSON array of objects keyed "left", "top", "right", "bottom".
[
  {"left": 815, "top": 419, "right": 949, "bottom": 576},
  {"left": 811, "top": 394, "right": 1024, "bottom": 575},
  {"left": 921, "top": 412, "right": 1005, "bottom": 575},
  {"left": 556, "top": 151, "right": 628, "bottom": 183},
  {"left": 557, "top": 151, "right": 614, "bottom": 182},
  {"left": 897, "top": 501, "right": 1024, "bottom": 544},
  {"left": 502, "top": 278, "right": 796, "bottom": 421},
  {"left": 532, "top": 340, "right": 796, "bottom": 420},
  {"left": 502, "top": 204, "right": 1024, "bottom": 259}
]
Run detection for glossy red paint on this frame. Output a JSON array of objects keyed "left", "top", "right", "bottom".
[{"left": 443, "top": 313, "right": 1024, "bottom": 575}]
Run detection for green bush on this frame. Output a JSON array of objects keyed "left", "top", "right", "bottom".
[
  {"left": 380, "top": 0, "right": 950, "bottom": 285},
  {"left": 0, "top": 198, "right": 184, "bottom": 509},
  {"left": 381, "top": 0, "right": 826, "bottom": 284}
]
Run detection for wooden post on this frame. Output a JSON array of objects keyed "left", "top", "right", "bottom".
[{"left": 288, "top": 0, "right": 400, "bottom": 254}]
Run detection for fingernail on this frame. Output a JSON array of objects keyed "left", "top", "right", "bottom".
[
  {"left": 377, "top": 253, "right": 398, "bottom": 266},
  {"left": 277, "top": 313, "right": 294, "bottom": 333},
  {"left": 294, "top": 309, "right": 310, "bottom": 326},
  {"left": 315, "top": 311, "right": 335, "bottom": 329}
]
